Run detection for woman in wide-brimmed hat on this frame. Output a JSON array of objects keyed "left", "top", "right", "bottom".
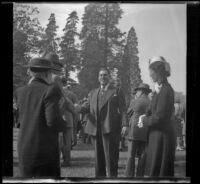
[
  {"left": 138, "top": 56, "right": 176, "bottom": 177},
  {"left": 124, "top": 83, "right": 151, "bottom": 177}
]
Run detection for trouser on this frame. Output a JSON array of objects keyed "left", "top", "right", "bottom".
[
  {"left": 125, "top": 140, "right": 146, "bottom": 177},
  {"left": 19, "top": 163, "right": 60, "bottom": 177},
  {"left": 72, "top": 126, "right": 77, "bottom": 146},
  {"left": 119, "top": 136, "right": 126, "bottom": 149},
  {"left": 92, "top": 127, "right": 120, "bottom": 177},
  {"left": 59, "top": 128, "right": 72, "bottom": 164}
]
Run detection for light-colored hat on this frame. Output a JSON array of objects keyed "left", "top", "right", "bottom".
[{"left": 149, "top": 56, "right": 171, "bottom": 76}]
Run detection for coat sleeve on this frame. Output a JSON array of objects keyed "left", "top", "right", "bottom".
[
  {"left": 44, "top": 84, "right": 67, "bottom": 132},
  {"left": 63, "top": 96, "right": 78, "bottom": 118},
  {"left": 144, "top": 86, "right": 174, "bottom": 126},
  {"left": 117, "top": 88, "right": 128, "bottom": 127}
]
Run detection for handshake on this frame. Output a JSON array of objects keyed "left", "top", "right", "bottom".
[{"left": 137, "top": 114, "right": 146, "bottom": 128}]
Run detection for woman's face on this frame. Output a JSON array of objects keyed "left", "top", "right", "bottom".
[
  {"left": 149, "top": 68, "right": 159, "bottom": 83},
  {"left": 136, "top": 90, "right": 143, "bottom": 98}
]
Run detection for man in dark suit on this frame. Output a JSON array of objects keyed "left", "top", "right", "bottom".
[
  {"left": 14, "top": 57, "right": 67, "bottom": 177},
  {"left": 79, "top": 68, "right": 128, "bottom": 177}
]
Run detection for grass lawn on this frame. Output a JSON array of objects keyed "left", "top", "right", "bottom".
[{"left": 13, "top": 137, "right": 186, "bottom": 178}]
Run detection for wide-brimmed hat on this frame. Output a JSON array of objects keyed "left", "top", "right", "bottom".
[
  {"left": 25, "top": 57, "right": 54, "bottom": 70},
  {"left": 149, "top": 56, "right": 171, "bottom": 76},
  {"left": 43, "top": 52, "right": 63, "bottom": 72},
  {"left": 134, "top": 83, "right": 152, "bottom": 94}
]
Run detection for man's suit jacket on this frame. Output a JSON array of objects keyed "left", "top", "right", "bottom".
[
  {"left": 82, "top": 84, "right": 128, "bottom": 136},
  {"left": 15, "top": 78, "right": 66, "bottom": 169}
]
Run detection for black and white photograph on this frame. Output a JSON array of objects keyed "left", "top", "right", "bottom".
[{"left": 3, "top": 1, "right": 195, "bottom": 183}]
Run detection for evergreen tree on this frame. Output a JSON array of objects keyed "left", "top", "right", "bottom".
[
  {"left": 124, "top": 27, "right": 142, "bottom": 101},
  {"left": 39, "top": 13, "right": 59, "bottom": 54},
  {"left": 78, "top": 3, "right": 125, "bottom": 96},
  {"left": 13, "top": 4, "right": 44, "bottom": 88},
  {"left": 59, "top": 11, "right": 79, "bottom": 82}
]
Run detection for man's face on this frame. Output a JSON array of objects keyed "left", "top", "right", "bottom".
[{"left": 98, "top": 70, "right": 110, "bottom": 87}]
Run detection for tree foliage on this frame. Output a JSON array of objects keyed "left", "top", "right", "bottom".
[
  {"left": 39, "top": 13, "right": 59, "bottom": 54},
  {"left": 127, "top": 27, "right": 142, "bottom": 100},
  {"left": 78, "top": 3, "right": 126, "bottom": 97},
  {"left": 13, "top": 3, "right": 44, "bottom": 88},
  {"left": 117, "top": 27, "right": 142, "bottom": 102},
  {"left": 59, "top": 11, "right": 79, "bottom": 82}
]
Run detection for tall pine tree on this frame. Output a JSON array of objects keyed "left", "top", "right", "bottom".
[
  {"left": 39, "top": 13, "right": 59, "bottom": 54},
  {"left": 59, "top": 11, "right": 79, "bottom": 82},
  {"left": 119, "top": 27, "right": 142, "bottom": 102}
]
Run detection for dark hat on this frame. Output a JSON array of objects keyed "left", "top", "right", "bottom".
[
  {"left": 134, "top": 83, "right": 152, "bottom": 94},
  {"left": 25, "top": 57, "right": 54, "bottom": 70},
  {"left": 43, "top": 52, "right": 63, "bottom": 72}
]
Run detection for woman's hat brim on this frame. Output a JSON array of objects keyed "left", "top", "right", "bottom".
[{"left": 134, "top": 87, "right": 152, "bottom": 93}]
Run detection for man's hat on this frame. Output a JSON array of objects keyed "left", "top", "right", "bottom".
[
  {"left": 25, "top": 57, "right": 54, "bottom": 70},
  {"left": 43, "top": 52, "right": 63, "bottom": 72},
  {"left": 134, "top": 83, "right": 152, "bottom": 94}
]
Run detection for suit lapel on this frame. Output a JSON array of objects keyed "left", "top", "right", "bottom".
[
  {"left": 91, "top": 88, "right": 100, "bottom": 116},
  {"left": 99, "top": 86, "right": 116, "bottom": 111}
]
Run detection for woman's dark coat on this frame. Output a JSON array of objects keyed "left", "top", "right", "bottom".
[
  {"left": 127, "top": 95, "right": 151, "bottom": 142},
  {"left": 15, "top": 78, "right": 66, "bottom": 176},
  {"left": 143, "top": 80, "right": 176, "bottom": 177}
]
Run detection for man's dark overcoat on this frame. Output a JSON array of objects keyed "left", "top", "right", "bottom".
[{"left": 15, "top": 78, "right": 66, "bottom": 177}]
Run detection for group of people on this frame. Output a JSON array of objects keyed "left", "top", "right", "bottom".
[{"left": 13, "top": 53, "right": 181, "bottom": 178}]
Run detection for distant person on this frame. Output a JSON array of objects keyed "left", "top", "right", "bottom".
[
  {"left": 125, "top": 83, "right": 151, "bottom": 177},
  {"left": 113, "top": 77, "right": 126, "bottom": 151},
  {"left": 51, "top": 75, "right": 78, "bottom": 167},
  {"left": 181, "top": 106, "right": 186, "bottom": 148},
  {"left": 15, "top": 57, "right": 67, "bottom": 177},
  {"left": 63, "top": 85, "right": 79, "bottom": 147},
  {"left": 174, "top": 102, "right": 184, "bottom": 151},
  {"left": 138, "top": 56, "right": 176, "bottom": 177},
  {"left": 13, "top": 97, "right": 19, "bottom": 128}
]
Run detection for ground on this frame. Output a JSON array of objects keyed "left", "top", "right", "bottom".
[{"left": 13, "top": 129, "right": 186, "bottom": 178}]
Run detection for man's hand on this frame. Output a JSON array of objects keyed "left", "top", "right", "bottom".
[{"left": 121, "top": 126, "right": 128, "bottom": 137}]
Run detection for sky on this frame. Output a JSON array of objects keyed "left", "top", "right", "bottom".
[{"left": 25, "top": 3, "right": 186, "bottom": 94}]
